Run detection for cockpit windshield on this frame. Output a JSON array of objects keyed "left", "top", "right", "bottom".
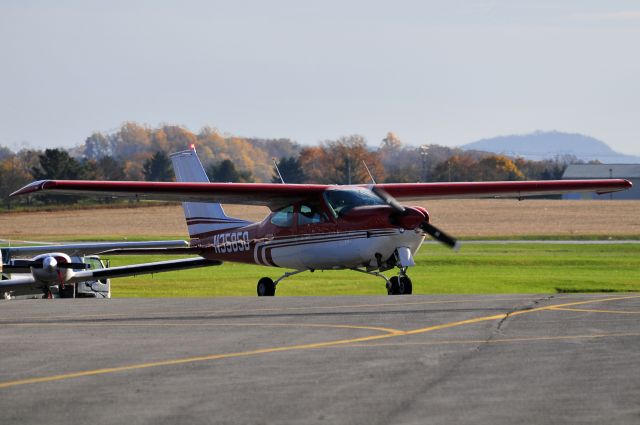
[{"left": 324, "top": 188, "right": 385, "bottom": 216}]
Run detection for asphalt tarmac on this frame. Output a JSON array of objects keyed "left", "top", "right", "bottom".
[{"left": 1, "top": 294, "right": 639, "bottom": 425}]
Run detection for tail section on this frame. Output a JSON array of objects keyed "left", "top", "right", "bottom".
[{"left": 170, "top": 147, "right": 250, "bottom": 239}]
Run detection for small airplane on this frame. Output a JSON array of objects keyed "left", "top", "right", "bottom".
[
  {"left": 1, "top": 240, "right": 219, "bottom": 299},
  {"left": 11, "top": 147, "right": 632, "bottom": 296}
]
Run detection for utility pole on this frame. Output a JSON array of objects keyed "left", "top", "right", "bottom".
[
  {"left": 419, "top": 144, "right": 429, "bottom": 182},
  {"left": 346, "top": 155, "right": 351, "bottom": 185},
  {"left": 609, "top": 168, "right": 613, "bottom": 200}
]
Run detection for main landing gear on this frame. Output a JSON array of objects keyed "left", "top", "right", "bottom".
[
  {"left": 257, "top": 269, "right": 307, "bottom": 296},
  {"left": 257, "top": 267, "right": 414, "bottom": 297},
  {"left": 257, "top": 277, "right": 276, "bottom": 296}
]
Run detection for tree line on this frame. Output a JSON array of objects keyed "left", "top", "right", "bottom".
[{"left": 0, "top": 123, "right": 586, "bottom": 209}]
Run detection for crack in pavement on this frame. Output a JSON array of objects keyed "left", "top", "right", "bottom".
[{"left": 379, "top": 295, "right": 558, "bottom": 424}]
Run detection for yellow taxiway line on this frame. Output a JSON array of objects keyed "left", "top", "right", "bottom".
[
  {"left": 549, "top": 307, "right": 640, "bottom": 315},
  {"left": 0, "top": 295, "right": 638, "bottom": 390},
  {"left": 345, "top": 331, "right": 640, "bottom": 348}
]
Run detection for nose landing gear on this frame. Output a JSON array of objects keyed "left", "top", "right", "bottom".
[
  {"left": 351, "top": 267, "right": 413, "bottom": 295},
  {"left": 386, "top": 272, "right": 413, "bottom": 295}
]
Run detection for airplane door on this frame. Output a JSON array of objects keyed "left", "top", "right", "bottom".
[{"left": 296, "top": 202, "right": 338, "bottom": 268}]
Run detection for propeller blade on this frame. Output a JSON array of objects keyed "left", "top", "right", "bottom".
[
  {"left": 6, "top": 259, "right": 35, "bottom": 268},
  {"left": 421, "top": 222, "right": 460, "bottom": 251},
  {"left": 57, "top": 263, "right": 90, "bottom": 269},
  {"left": 371, "top": 185, "right": 460, "bottom": 251},
  {"left": 371, "top": 186, "right": 406, "bottom": 214},
  {"left": 2, "top": 265, "right": 31, "bottom": 273},
  {"left": 4, "top": 260, "right": 88, "bottom": 269}
]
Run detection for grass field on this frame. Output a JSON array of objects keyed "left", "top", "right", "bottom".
[
  {"left": 2, "top": 201, "right": 638, "bottom": 296},
  {"left": 107, "top": 243, "right": 640, "bottom": 297}
]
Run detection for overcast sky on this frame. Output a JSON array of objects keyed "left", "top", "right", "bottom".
[{"left": 1, "top": 0, "right": 639, "bottom": 154}]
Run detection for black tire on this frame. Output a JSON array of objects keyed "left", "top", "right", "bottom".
[
  {"left": 399, "top": 276, "right": 413, "bottom": 295},
  {"left": 387, "top": 276, "right": 401, "bottom": 295},
  {"left": 257, "top": 277, "right": 276, "bottom": 296},
  {"left": 60, "top": 284, "right": 75, "bottom": 298}
]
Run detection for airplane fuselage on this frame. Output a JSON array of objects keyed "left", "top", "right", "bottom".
[{"left": 193, "top": 201, "right": 427, "bottom": 271}]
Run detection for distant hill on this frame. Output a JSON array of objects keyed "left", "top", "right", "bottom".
[{"left": 462, "top": 131, "right": 640, "bottom": 164}]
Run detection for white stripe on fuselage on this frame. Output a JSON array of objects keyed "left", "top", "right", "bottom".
[{"left": 252, "top": 229, "right": 424, "bottom": 270}]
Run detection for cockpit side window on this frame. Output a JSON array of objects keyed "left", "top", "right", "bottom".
[
  {"left": 270, "top": 205, "right": 295, "bottom": 228},
  {"left": 298, "top": 203, "right": 328, "bottom": 225},
  {"left": 324, "top": 188, "right": 385, "bottom": 216},
  {"left": 85, "top": 257, "right": 104, "bottom": 270}
]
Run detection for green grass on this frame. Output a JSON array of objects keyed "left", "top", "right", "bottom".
[
  {"left": 459, "top": 234, "right": 640, "bottom": 241},
  {"left": 106, "top": 243, "right": 640, "bottom": 297}
]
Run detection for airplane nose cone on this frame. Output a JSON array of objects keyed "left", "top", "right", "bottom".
[
  {"left": 394, "top": 207, "right": 426, "bottom": 230},
  {"left": 43, "top": 256, "right": 57, "bottom": 272}
]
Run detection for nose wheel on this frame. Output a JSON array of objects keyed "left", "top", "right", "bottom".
[{"left": 387, "top": 275, "right": 412, "bottom": 295}]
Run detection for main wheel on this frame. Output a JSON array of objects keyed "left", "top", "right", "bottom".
[
  {"left": 387, "top": 276, "right": 401, "bottom": 295},
  {"left": 60, "top": 284, "right": 75, "bottom": 298},
  {"left": 257, "top": 277, "right": 276, "bottom": 296},
  {"left": 399, "top": 275, "right": 413, "bottom": 295}
]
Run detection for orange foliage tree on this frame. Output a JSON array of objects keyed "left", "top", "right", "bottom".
[{"left": 299, "top": 135, "right": 385, "bottom": 184}]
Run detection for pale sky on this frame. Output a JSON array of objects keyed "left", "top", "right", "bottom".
[{"left": 1, "top": 0, "right": 639, "bottom": 155}]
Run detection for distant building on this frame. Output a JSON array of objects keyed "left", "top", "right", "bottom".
[{"left": 562, "top": 164, "right": 640, "bottom": 200}]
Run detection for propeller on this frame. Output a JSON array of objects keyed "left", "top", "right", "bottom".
[
  {"left": 371, "top": 186, "right": 460, "bottom": 251},
  {"left": 3, "top": 258, "right": 88, "bottom": 274},
  {"left": 420, "top": 222, "right": 460, "bottom": 251},
  {"left": 371, "top": 186, "right": 406, "bottom": 215},
  {"left": 7, "top": 259, "right": 88, "bottom": 269}
]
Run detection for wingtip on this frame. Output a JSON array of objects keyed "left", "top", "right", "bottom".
[{"left": 9, "top": 180, "right": 49, "bottom": 198}]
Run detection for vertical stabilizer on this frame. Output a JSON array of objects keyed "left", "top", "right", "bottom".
[{"left": 170, "top": 147, "right": 250, "bottom": 239}]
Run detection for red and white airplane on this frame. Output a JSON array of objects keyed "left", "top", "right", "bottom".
[{"left": 11, "top": 147, "right": 632, "bottom": 296}]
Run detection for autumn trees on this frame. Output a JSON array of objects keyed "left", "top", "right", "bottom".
[
  {"left": 142, "top": 151, "right": 174, "bottom": 182},
  {"left": 272, "top": 157, "right": 305, "bottom": 183},
  {"left": 208, "top": 160, "right": 254, "bottom": 183},
  {"left": 299, "top": 135, "right": 385, "bottom": 184},
  {"left": 0, "top": 155, "right": 32, "bottom": 208},
  {"left": 0, "top": 122, "right": 577, "bottom": 210}
]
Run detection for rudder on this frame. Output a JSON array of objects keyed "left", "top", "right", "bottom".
[{"left": 170, "top": 147, "right": 250, "bottom": 239}]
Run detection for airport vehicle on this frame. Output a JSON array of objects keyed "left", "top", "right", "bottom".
[
  {"left": 0, "top": 240, "right": 219, "bottom": 299},
  {"left": 11, "top": 147, "right": 632, "bottom": 296}
]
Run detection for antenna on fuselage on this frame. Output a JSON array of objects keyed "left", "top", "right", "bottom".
[
  {"left": 272, "top": 158, "right": 285, "bottom": 184},
  {"left": 362, "top": 161, "right": 377, "bottom": 184}
]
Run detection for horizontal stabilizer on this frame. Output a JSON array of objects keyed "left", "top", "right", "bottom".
[{"left": 3, "top": 240, "right": 189, "bottom": 258}]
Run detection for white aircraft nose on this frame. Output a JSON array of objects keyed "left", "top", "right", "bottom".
[{"left": 43, "top": 256, "right": 58, "bottom": 272}]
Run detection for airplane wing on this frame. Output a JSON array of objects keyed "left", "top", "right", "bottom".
[
  {"left": 96, "top": 247, "right": 206, "bottom": 255},
  {"left": 375, "top": 179, "right": 632, "bottom": 201},
  {"left": 11, "top": 180, "right": 329, "bottom": 210},
  {"left": 1, "top": 258, "right": 220, "bottom": 294},
  {"left": 11, "top": 178, "right": 632, "bottom": 206},
  {"left": 0, "top": 276, "right": 38, "bottom": 293},
  {"left": 68, "top": 257, "right": 221, "bottom": 282},
  {"left": 2, "top": 240, "right": 189, "bottom": 258}
]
